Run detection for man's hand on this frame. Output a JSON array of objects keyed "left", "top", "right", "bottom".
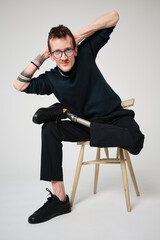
[
  {"left": 41, "top": 46, "right": 50, "bottom": 59},
  {"left": 73, "top": 33, "right": 82, "bottom": 46},
  {"left": 34, "top": 46, "right": 50, "bottom": 65}
]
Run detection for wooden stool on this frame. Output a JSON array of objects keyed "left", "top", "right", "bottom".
[{"left": 70, "top": 98, "right": 140, "bottom": 212}]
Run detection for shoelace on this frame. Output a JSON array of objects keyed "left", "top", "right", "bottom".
[
  {"left": 46, "top": 188, "right": 53, "bottom": 197},
  {"left": 35, "top": 188, "right": 56, "bottom": 213}
]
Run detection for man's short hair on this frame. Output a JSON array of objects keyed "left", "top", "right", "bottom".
[{"left": 48, "top": 25, "right": 76, "bottom": 52}]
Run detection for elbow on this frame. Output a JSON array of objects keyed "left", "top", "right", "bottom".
[
  {"left": 13, "top": 80, "right": 22, "bottom": 91},
  {"left": 13, "top": 81, "right": 19, "bottom": 91},
  {"left": 112, "top": 10, "right": 119, "bottom": 25}
]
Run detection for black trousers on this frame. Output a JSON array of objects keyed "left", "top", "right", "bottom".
[{"left": 40, "top": 106, "right": 145, "bottom": 181}]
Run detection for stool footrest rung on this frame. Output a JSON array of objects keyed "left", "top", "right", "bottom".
[{"left": 82, "top": 158, "right": 123, "bottom": 165}]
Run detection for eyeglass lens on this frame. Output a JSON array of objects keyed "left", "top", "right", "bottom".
[{"left": 53, "top": 49, "right": 74, "bottom": 58}]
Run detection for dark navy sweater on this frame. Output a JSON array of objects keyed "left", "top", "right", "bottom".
[{"left": 23, "top": 26, "right": 121, "bottom": 120}]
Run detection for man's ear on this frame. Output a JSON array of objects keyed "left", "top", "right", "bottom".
[
  {"left": 74, "top": 46, "right": 78, "bottom": 56},
  {"left": 49, "top": 52, "right": 55, "bottom": 62}
]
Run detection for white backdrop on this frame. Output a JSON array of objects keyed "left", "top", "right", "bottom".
[
  {"left": 1, "top": 0, "right": 160, "bottom": 239},
  {"left": 1, "top": 0, "right": 159, "bottom": 176}
]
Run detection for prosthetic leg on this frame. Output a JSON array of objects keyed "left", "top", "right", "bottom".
[
  {"left": 65, "top": 111, "right": 90, "bottom": 127},
  {"left": 32, "top": 102, "right": 90, "bottom": 127}
]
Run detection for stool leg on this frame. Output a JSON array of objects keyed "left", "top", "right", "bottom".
[
  {"left": 70, "top": 145, "right": 85, "bottom": 207},
  {"left": 104, "top": 147, "right": 109, "bottom": 158},
  {"left": 124, "top": 150, "right": 140, "bottom": 196},
  {"left": 116, "top": 147, "right": 120, "bottom": 158},
  {"left": 120, "top": 148, "right": 131, "bottom": 212},
  {"left": 94, "top": 148, "right": 101, "bottom": 194}
]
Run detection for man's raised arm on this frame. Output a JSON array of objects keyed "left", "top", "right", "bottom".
[
  {"left": 74, "top": 11, "right": 119, "bottom": 45},
  {"left": 13, "top": 47, "right": 50, "bottom": 92}
]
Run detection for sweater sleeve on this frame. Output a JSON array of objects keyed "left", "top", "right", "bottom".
[
  {"left": 79, "top": 26, "right": 115, "bottom": 59},
  {"left": 21, "top": 72, "right": 52, "bottom": 95}
]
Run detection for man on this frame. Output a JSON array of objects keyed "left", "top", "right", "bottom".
[{"left": 13, "top": 11, "right": 144, "bottom": 224}]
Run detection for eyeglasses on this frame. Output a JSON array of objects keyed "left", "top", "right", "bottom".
[{"left": 51, "top": 48, "right": 75, "bottom": 59}]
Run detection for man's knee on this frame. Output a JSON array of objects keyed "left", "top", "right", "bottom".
[
  {"left": 42, "top": 121, "right": 61, "bottom": 139},
  {"left": 128, "top": 130, "right": 145, "bottom": 155},
  {"left": 122, "top": 116, "right": 145, "bottom": 155},
  {"left": 42, "top": 121, "right": 57, "bottom": 130}
]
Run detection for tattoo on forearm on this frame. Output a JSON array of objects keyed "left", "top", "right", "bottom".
[
  {"left": 34, "top": 54, "right": 46, "bottom": 65},
  {"left": 17, "top": 76, "right": 31, "bottom": 83},
  {"left": 17, "top": 70, "right": 33, "bottom": 83},
  {"left": 21, "top": 71, "right": 33, "bottom": 79}
]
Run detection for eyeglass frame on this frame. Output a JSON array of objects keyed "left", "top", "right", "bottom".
[{"left": 51, "top": 48, "right": 75, "bottom": 59}]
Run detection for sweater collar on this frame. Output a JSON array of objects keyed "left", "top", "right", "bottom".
[{"left": 57, "top": 57, "right": 77, "bottom": 77}]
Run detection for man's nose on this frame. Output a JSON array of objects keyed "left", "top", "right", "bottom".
[{"left": 61, "top": 52, "right": 68, "bottom": 60}]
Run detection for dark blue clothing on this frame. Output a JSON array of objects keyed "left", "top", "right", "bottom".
[{"left": 22, "top": 26, "right": 121, "bottom": 119}]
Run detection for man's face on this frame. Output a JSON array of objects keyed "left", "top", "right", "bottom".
[{"left": 49, "top": 35, "right": 77, "bottom": 72}]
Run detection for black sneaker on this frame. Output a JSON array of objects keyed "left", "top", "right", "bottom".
[{"left": 28, "top": 188, "right": 71, "bottom": 224}]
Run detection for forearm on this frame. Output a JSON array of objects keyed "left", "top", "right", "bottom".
[
  {"left": 13, "top": 48, "right": 49, "bottom": 91},
  {"left": 74, "top": 11, "right": 119, "bottom": 44}
]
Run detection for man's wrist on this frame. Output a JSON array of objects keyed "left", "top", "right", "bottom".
[
  {"left": 34, "top": 52, "right": 48, "bottom": 67},
  {"left": 74, "top": 25, "right": 96, "bottom": 44}
]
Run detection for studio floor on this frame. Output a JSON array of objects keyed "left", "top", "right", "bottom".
[{"left": 1, "top": 166, "right": 160, "bottom": 240}]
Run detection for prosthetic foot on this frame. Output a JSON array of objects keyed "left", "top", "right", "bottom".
[{"left": 32, "top": 102, "right": 68, "bottom": 124}]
